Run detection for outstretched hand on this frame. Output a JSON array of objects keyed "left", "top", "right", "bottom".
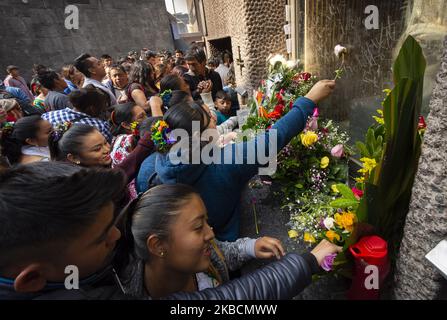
[
  {"left": 255, "top": 237, "right": 286, "bottom": 260},
  {"left": 305, "top": 80, "right": 336, "bottom": 104},
  {"left": 310, "top": 239, "right": 343, "bottom": 266}
]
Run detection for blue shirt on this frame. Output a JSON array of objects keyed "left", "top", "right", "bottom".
[
  {"left": 136, "top": 97, "right": 315, "bottom": 241},
  {"left": 2, "top": 86, "right": 31, "bottom": 106}
]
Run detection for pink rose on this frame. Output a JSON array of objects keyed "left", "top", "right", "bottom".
[
  {"left": 331, "top": 144, "right": 344, "bottom": 158},
  {"left": 312, "top": 108, "right": 319, "bottom": 118}
]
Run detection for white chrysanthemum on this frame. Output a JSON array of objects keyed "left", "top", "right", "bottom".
[{"left": 269, "top": 54, "right": 287, "bottom": 66}]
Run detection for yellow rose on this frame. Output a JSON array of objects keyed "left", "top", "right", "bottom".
[
  {"left": 288, "top": 230, "right": 299, "bottom": 239},
  {"left": 320, "top": 156, "right": 330, "bottom": 169},
  {"left": 301, "top": 131, "right": 318, "bottom": 148},
  {"left": 304, "top": 232, "right": 316, "bottom": 243},
  {"left": 326, "top": 230, "right": 341, "bottom": 243}
]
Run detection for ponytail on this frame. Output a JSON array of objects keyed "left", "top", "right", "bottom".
[{"left": 0, "top": 115, "right": 42, "bottom": 165}]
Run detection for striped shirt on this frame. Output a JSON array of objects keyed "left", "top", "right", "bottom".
[{"left": 42, "top": 108, "right": 112, "bottom": 143}]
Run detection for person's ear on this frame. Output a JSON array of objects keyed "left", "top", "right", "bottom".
[
  {"left": 14, "top": 264, "right": 47, "bottom": 293},
  {"left": 25, "top": 137, "right": 38, "bottom": 147},
  {"left": 67, "top": 153, "right": 81, "bottom": 165},
  {"left": 146, "top": 235, "right": 166, "bottom": 258}
]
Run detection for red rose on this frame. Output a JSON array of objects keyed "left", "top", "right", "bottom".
[
  {"left": 418, "top": 115, "right": 427, "bottom": 130},
  {"left": 274, "top": 104, "right": 285, "bottom": 114},
  {"left": 297, "top": 72, "right": 312, "bottom": 82},
  {"left": 352, "top": 188, "right": 364, "bottom": 199}
]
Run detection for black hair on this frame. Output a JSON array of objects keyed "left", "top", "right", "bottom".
[
  {"left": 144, "top": 50, "right": 157, "bottom": 59},
  {"left": 101, "top": 54, "right": 112, "bottom": 60},
  {"left": 168, "top": 90, "right": 191, "bottom": 108},
  {"left": 207, "top": 57, "right": 219, "bottom": 67},
  {"left": 215, "top": 90, "right": 231, "bottom": 101},
  {"left": 0, "top": 115, "right": 45, "bottom": 165},
  {"left": 74, "top": 53, "right": 93, "bottom": 78},
  {"left": 175, "top": 49, "right": 184, "bottom": 55},
  {"left": 69, "top": 85, "right": 109, "bottom": 117},
  {"left": 32, "top": 64, "right": 48, "bottom": 76},
  {"left": 184, "top": 45, "right": 207, "bottom": 64},
  {"left": 159, "top": 74, "right": 183, "bottom": 93},
  {"left": 164, "top": 100, "right": 210, "bottom": 137},
  {"left": 36, "top": 70, "right": 60, "bottom": 90},
  {"left": 109, "top": 64, "right": 126, "bottom": 74},
  {"left": 0, "top": 162, "right": 126, "bottom": 271},
  {"left": 128, "top": 60, "right": 158, "bottom": 94},
  {"left": 110, "top": 102, "right": 137, "bottom": 136},
  {"left": 48, "top": 123, "right": 97, "bottom": 162},
  {"left": 116, "top": 184, "right": 199, "bottom": 264}
]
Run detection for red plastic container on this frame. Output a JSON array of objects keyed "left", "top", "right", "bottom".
[{"left": 347, "top": 235, "right": 390, "bottom": 300}]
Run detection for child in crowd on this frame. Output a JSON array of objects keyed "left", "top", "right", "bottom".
[{"left": 213, "top": 91, "right": 232, "bottom": 125}]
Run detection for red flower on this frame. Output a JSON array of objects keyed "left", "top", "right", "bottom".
[
  {"left": 352, "top": 188, "right": 364, "bottom": 199},
  {"left": 296, "top": 72, "right": 312, "bottom": 82},
  {"left": 279, "top": 89, "right": 285, "bottom": 95},
  {"left": 418, "top": 116, "right": 427, "bottom": 130},
  {"left": 274, "top": 104, "right": 285, "bottom": 114},
  {"left": 267, "top": 111, "right": 282, "bottom": 120}
]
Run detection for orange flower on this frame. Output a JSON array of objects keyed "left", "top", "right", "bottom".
[
  {"left": 334, "top": 211, "right": 356, "bottom": 233},
  {"left": 326, "top": 230, "right": 341, "bottom": 243}
]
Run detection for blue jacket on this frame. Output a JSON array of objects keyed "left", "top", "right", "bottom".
[{"left": 136, "top": 97, "right": 316, "bottom": 241}]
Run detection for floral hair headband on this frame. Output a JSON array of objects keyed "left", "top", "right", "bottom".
[
  {"left": 51, "top": 121, "right": 73, "bottom": 142},
  {"left": 160, "top": 89, "right": 172, "bottom": 107},
  {"left": 151, "top": 120, "right": 176, "bottom": 152}
]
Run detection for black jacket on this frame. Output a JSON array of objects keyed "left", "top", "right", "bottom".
[{"left": 0, "top": 253, "right": 319, "bottom": 300}]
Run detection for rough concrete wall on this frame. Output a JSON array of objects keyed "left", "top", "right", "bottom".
[
  {"left": 0, "top": 0, "right": 174, "bottom": 80},
  {"left": 202, "top": 0, "right": 287, "bottom": 91},
  {"left": 393, "top": 36, "right": 447, "bottom": 300},
  {"left": 202, "top": 0, "right": 249, "bottom": 88},
  {"left": 305, "top": 0, "right": 406, "bottom": 123}
]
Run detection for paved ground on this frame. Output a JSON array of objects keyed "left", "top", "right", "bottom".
[{"left": 239, "top": 176, "right": 350, "bottom": 300}]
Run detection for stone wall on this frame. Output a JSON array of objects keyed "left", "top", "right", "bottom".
[
  {"left": 0, "top": 0, "right": 174, "bottom": 80},
  {"left": 304, "top": 0, "right": 406, "bottom": 129},
  {"left": 202, "top": 0, "right": 287, "bottom": 91},
  {"left": 393, "top": 36, "right": 447, "bottom": 300}
]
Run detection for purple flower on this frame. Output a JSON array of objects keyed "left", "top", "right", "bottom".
[{"left": 321, "top": 253, "right": 338, "bottom": 272}]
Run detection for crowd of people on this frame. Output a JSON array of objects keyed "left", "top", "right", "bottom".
[{"left": 0, "top": 45, "right": 341, "bottom": 300}]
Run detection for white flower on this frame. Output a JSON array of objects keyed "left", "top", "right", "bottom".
[
  {"left": 269, "top": 54, "right": 287, "bottom": 66},
  {"left": 323, "top": 217, "right": 335, "bottom": 230},
  {"left": 334, "top": 45, "right": 347, "bottom": 58},
  {"left": 285, "top": 60, "right": 298, "bottom": 69}
]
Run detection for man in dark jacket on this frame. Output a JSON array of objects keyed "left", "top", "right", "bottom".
[
  {"left": 0, "top": 162, "right": 340, "bottom": 300},
  {"left": 183, "top": 46, "right": 223, "bottom": 101}
]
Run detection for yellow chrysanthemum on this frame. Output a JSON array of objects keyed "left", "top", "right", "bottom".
[
  {"left": 304, "top": 232, "right": 316, "bottom": 243},
  {"left": 288, "top": 230, "right": 299, "bottom": 239},
  {"left": 326, "top": 230, "right": 341, "bottom": 243},
  {"left": 355, "top": 176, "right": 365, "bottom": 183},
  {"left": 320, "top": 156, "right": 330, "bottom": 169},
  {"left": 301, "top": 131, "right": 318, "bottom": 148},
  {"left": 334, "top": 211, "right": 356, "bottom": 233}
]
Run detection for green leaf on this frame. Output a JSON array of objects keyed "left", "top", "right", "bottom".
[
  {"left": 336, "top": 184, "right": 357, "bottom": 201},
  {"left": 330, "top": 198, "right": 359, "bottom": 209}
]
